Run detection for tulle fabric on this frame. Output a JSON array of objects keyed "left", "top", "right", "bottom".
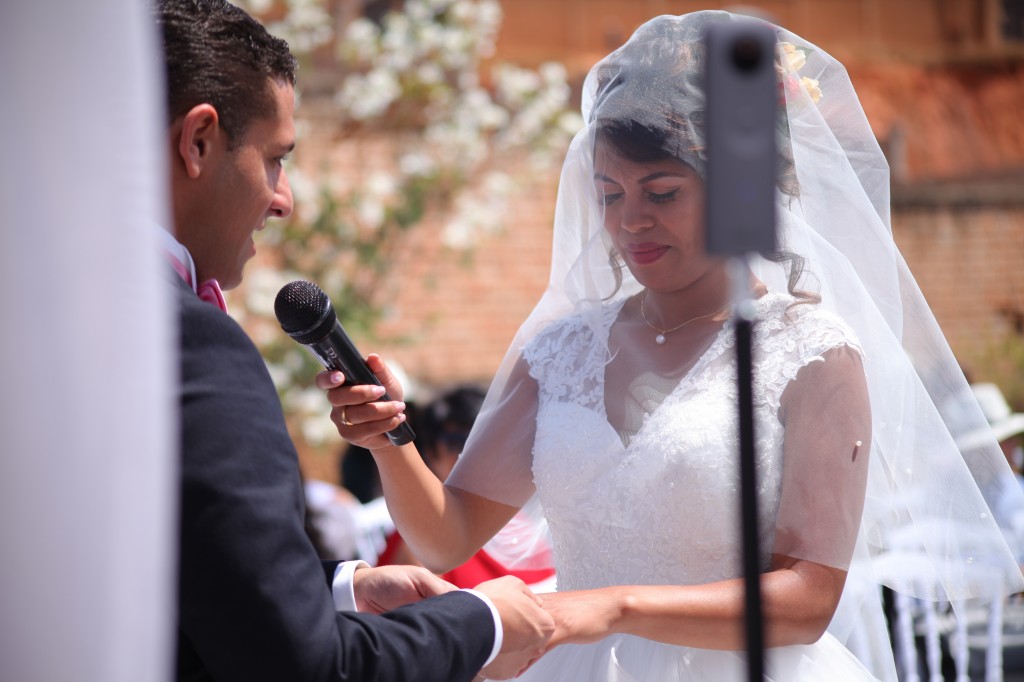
[{"left": 446, "top": 10, "right": 1024, "bottom": 680}]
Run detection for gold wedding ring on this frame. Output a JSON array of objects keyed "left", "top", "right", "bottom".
[{"left": 340, "top": 406, "right": 353, "bottom": 426}]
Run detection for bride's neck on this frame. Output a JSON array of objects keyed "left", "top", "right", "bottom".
[{"left": 642, "top": 265, "right": 735, "bottom": 325}]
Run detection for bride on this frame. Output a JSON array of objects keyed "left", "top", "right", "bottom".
[{"left": 320, "top": 11, "right": 1024, "bottom": 681}]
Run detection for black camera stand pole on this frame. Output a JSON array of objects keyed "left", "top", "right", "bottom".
[
  {"left": 704, "top": 20, "right": 777, "bottom": 680},
  {"left": 728, "top": 256, "right": 765, "bottom": 682}
]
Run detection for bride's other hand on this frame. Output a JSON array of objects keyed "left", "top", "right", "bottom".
[
  {"left": 539, "top": 590, "right": 622, "bottom": 651},
  {"left": 316, "top": 354, "right": 407, "bottom": 449}
]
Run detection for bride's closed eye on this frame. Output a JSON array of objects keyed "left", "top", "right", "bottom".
[
  {"left": 597, "top": 188, "right": 680, "bottom": 206},
  {"left": 646, "top": 189, "right": 679, "bottom": 204},
  {"left": 600, "top": 191, "right": 623, "bottom": 206}
]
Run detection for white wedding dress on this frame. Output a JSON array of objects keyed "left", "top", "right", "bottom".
[{"left": 499, "top": 291, "right": 880, "bottom": 681}]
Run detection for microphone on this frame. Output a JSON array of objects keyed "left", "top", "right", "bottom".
[{"left": 274, "top": 280, "right": 415, "bottom": 446}]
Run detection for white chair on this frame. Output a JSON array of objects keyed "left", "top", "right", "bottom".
[{"left": 873, "top": 544, "right": 1013, "bottom": 681}]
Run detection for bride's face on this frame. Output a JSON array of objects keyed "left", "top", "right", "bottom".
[{"left": 594, "top": 141, "right": 718, "bottom": 291}]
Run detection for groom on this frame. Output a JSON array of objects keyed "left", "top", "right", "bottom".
[{"left": 156, "top": 1, "right": 553, "bottom": 680}]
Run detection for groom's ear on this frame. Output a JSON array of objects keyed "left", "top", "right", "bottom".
[{"left": 174, "top": 103, "right": 226, "bottom": 180}]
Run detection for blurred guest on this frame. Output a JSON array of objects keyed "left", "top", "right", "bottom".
[{"left": 304, "top": 476, "right": 394, "bottom": 564}]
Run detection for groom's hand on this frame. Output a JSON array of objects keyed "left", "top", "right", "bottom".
[
  {"left": 475, "top": 576, "right": 555, "bottom": 680},
  {"left": 352, "top": 564, "right": 457, "bottom": 614}
]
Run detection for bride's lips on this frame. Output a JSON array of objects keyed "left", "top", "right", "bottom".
[{"left": 624, "top": 242, "right": 669, "bottom": 265}]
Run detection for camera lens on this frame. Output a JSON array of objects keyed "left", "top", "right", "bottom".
[{"left": 730, "top": 35, "right": 763, "bottom": 73}]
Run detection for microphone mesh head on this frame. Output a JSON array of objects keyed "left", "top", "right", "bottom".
[{"left": 274, "top": 280, "right": 336, "bottom": 343}]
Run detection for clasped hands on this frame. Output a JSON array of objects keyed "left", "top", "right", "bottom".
[{"left": 353, "top": 564, "right": 610, "bottom": 680}]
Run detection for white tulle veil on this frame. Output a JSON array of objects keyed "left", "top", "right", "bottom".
[{"left": 446, "top": 11, "right": 1024, "bottom": 679}]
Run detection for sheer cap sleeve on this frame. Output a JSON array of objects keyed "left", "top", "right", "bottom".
[
  {"left": 446, "top": 353, "right": 539, "bottom": 508},
  {"left": 749, "top": 301, "right": 870, "bottom": 571},
  {"left": 773, "top": 340, "right": 870, "bottom": 570},
  {"left": 445, "top": 351, "right": 555, "bottom": 573}
]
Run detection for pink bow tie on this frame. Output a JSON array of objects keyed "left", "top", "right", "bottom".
[
  {"left": 162, "top": 248, "right": 228, "bottom": 313},
  {"left": 197, "top": 278, "right": 228, "bottom": 312}
]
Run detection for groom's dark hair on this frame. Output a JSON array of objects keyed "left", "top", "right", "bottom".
[{"left": 155, "top": 0, "right": 298, "bottom": 147}]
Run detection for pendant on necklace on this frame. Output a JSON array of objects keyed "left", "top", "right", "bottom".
[{"left": 655, "top": 333, "right": 666, "bottom": 345}]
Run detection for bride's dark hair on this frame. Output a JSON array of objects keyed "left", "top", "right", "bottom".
[{"left": 589, "top": 14, "right": 816, "bottom": 303}]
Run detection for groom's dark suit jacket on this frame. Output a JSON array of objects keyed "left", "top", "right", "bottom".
[{"left": 172, "top": 274, "right": 494, "bottom": 681}]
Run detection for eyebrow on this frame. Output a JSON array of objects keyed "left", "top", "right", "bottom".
[{"left": 594, "top": 170, "right": 688, "bottom": 184}]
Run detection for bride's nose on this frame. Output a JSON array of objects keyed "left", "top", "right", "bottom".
[{"left": 621, "top": 195, "right": 654, "bottom": 233}]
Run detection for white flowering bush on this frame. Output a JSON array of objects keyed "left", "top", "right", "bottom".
[{"left": 235, "top": 0, "right": 582, "bottom": 446}]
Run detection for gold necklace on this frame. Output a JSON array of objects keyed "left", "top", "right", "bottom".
[{"left": 640, "top": 290, "right": 726, "bottom": 345}]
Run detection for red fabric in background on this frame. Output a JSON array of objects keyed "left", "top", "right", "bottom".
[{"left": 376, "top": 530, "right": 555, "bottom": 589}]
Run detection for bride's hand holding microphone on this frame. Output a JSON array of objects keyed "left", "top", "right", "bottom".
[{"left": 316, "top": 355, "right": 409, "bottom": 450}]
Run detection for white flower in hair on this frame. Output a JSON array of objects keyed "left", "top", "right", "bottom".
[
  {"left": 779, "top": 42, "right": 807, "bottom": 72},
  {"left": 776, "top": 42, "right": 823, "bottom": 104},
  {"left": 800, "top": 76, "right": 823, "bottom": 103}
]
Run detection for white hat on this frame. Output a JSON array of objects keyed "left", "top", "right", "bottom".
[{"left": 957, "top": 382, "right": 1024, "bottom": 450}]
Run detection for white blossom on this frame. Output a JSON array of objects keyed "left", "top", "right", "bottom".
[
  {"left": 495, "top": 64, "right": 542, "bottom": 107},
  {"left": 482, "top": 171, "right": 512, "bottom": 195},
  {"left": 450, "top": 0, "right": 476, "bottom": 23},
  {"left": 357, "top": 199, "right": 386, "bottom": 231},
  {"left": 382, "top": 14, "right": 412, "bottom": 51},
  {"left": 286, "top": 166, "right": 322, "bottom": 224},
  {"left": 441, "top": 216, "right": 475, "bottom": 250},
  {"left": 366, "top": 172, "right": 397, "bottom": 200},
  {"left": 336, "top": 68, "right": 401, "bottom": 119},
  {"left": 267, "top": 0, "right": 332, "bottom": 53},
  {"left": 265, "top": 361, "right": 295, "bottom": 391},
  {"left": 559, "top": 110, "right": 585, "bottom": 136},
  {"left": 245, "top": 267, "right": 293, "bottom": 317},
  {"left": 321, "top": 268, "right": 347, "bottom": 295},
  {"left": 416, "top": 63, "right": 445, "bottom": 86},
  {"left": 416, "top": 23, "right": 444, "bottom": 52},
  {"left": 342, "top": 18, "right": 380, "bottom": 61},
  {"left": 400, "top": 152, "right": 437, "bottom": 176},
  {"left": 238, "top": 0, "right": 274, "bottom": 14},
  {"left": 301, "top": 412, "right": 339, "bottom": 446},
  {"left": 477, "top": 102, "right": 509, "bottom": 130},
  {"left": 283, "top": 349, "right": 305, "bottom": 373},
  {"left": 538, "top": 61, "right": 567, "bottom": 85},
  {"left": 476, "top": 0, "right": 502, "bottom": 31}
]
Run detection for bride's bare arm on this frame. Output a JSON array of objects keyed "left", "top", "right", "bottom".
[
  {"left": 319, "top": 355, "right": 518, "bottom": 572},
  {"left": 372, "top": 441, "right": 518, "bottom": 572},
  {"left": 540, "top": 555, "right": 846, "bottom": 651}
]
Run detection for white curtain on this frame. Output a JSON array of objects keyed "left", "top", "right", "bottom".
[{"left": 0, "top": 1, "right": 175, "bottom": 680}]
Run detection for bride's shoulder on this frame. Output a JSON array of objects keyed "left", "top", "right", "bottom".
[
  {"left": 756, "top": 291, "right": 862, "bottom": 358},
  {"left": 521, "top": 299, "right": 622, "bottom": 367},
  {"left": 526, "top": 300, "right": 621, "bottom": 345}
]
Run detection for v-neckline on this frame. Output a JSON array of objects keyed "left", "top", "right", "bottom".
[{"left": 598, "top": 291, "right": 782, "bottom": 447}]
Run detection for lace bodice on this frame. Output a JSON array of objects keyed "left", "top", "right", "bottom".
[{"left": 522, "top": 292, "right": 860, "bottom": 590}]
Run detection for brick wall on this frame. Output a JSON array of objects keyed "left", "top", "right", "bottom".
[
  {"left": 364, "top": 166, "right": 558, "bottom": 391},
  {"left": 492, "top": 0, "right": 1017, "bottom": 68},
  {"left": 893, "top": 192, "right": 1024, "bottom": 399}
]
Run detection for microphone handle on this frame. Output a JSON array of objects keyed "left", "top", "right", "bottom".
[{"left": 304, "top": 322, "right": 415, "bottom": 446}]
